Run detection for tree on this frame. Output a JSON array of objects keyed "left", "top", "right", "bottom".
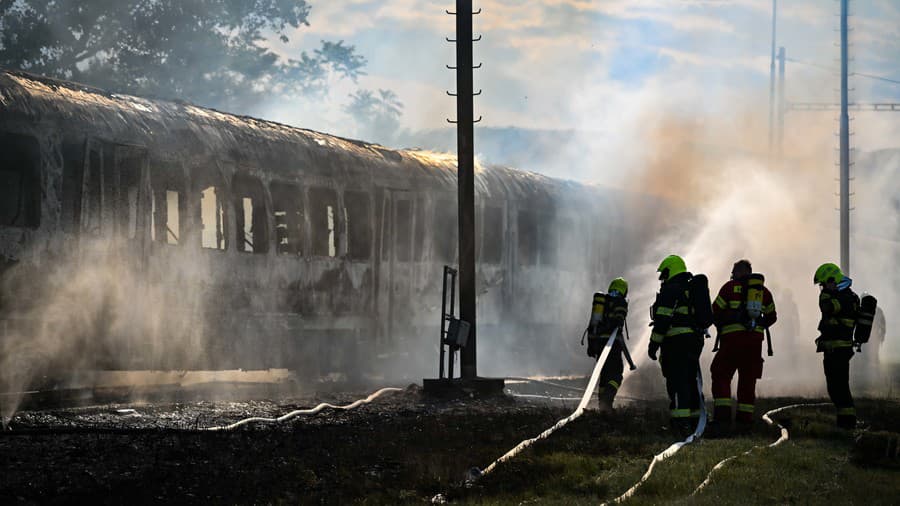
[
  {"left": 344, "top": 88, "right": 404, "bottom": 144},
  {"left": 0, "top": 0, "right": 367, "bottom": 112}
]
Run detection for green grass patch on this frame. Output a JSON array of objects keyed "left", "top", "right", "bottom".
[{"left": 454, "top": 399, "right": 900, "bottom": 505}]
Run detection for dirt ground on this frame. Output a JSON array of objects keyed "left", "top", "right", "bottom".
[{"left": 1, "top": 380, "right": 898, "bottom": 505}]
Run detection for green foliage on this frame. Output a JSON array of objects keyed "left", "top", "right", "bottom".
[
  {"left": 0, "top": 0, "right": 367, "bottom": 112},
  {"left": 344, "top": 88, "right": 404, "bottom": 144}
]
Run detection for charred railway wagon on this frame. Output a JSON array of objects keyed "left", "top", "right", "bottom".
[{"left": 0, "top": 70, "right": 658, "bottom": 381}]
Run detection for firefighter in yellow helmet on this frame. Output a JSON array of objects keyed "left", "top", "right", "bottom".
[
  {"left": 588, "top": 277, "right": 630, "bottom": 412},
  {"left": 648, "top": 255, "right": 711, "bottom": 435},
  {"left": 814, "top": 262, "right": 859, "bottom": 429}
]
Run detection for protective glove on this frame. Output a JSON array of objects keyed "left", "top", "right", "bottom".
[{"left": 648, "top": 341, "right": 660, "bottom": 361}]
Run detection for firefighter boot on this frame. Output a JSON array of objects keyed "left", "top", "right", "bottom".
[
  {"left": 597, "top": 386, "right": 616, "bottom": 413},
  {"left": 704, "top": 419, "right": 731, "bottom": 439},
  {"left": 669, "top": 418, "right": 694, "bottom": 438},
  {"left": 837, "top": 409, "right": 857, "bottom": 430},
  {"left": 734, "top": 419, "right": 754, "bottom": 436}
]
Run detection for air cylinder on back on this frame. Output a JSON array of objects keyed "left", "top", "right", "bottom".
[
  {"left": 854, "top": 294, "right": 878, "bottom": 344},
  {"left": 589, "top": 292, "right": 607, "bottom": 335}
]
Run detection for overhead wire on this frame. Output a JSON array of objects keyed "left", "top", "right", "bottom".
[{"left": 786, "top": 57, "right": 900, "bottom": 85}]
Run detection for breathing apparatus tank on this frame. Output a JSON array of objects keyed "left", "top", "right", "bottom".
[
  {"left": 589, "top": 292, "right": 607, "bottom": 336},
  {"left": 744, "top": 273, "right": 766, "bottom": 329},
  {"left": 854, "top": 294, "right": 878, "bottom": 345}
]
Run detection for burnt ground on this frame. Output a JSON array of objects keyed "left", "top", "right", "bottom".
[{"left": 1, "top": 381, "right": 899, "bottom": 505}]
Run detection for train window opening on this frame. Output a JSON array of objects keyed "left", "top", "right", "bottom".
[
  {"left": 395, "top": 199, "right": 412, "bottom": 262},
  {"left": 240, "top": 198, "right": 254, "bottom": 252},
  {"left": 433, "top": 199, "right": 457, "bottom": 263},
  {"left": 345, "top": 190, "right": 371, "bottom": 260},
  {"left": 61, "top": 142, "right": 85, "bottom": 233},
  {"left": 126, "top": 186, "right": 139, "bottom": 239},
  {"left": 101, "top": 144, "right": 118, "bottom": 231},
  {"left": 116, "top": 148, "right": 145, "bottom": 240},
  {"left": 0, "top": 133, "right": 41, "bottom": 229},
  {"left": 538, "top": 213, "right": 558, "bottom": 267},
  {"left": 83, "top": 149, "right": 103, "bottom": 236},
  {"left": 165, "top": 191, "right": 180, "bottom": 244},
  {"left": 481, "top": 206, "right": 503, "bottom": 264},
  {"left": 413, "top": 198, "right": 427, "bottom": 261},
  {"left": 151, "top": 165, "right": 185, "bottom": 245},
  {"left": 271, "top": 182, "right": 302, "bottom": 256},
  {"left": 556, "top": 216, "right": 578, "bottom": 270},
  {"left": 233, "top": 174, "right": 268, "bottom": 254},
  {"left": 309, "top": 187, "right": 339, "bottom": 257},
  {"left": 517, "top": 209, "right": 538, "bottom": 266},
  {"left": 201, "top": 186, "right": 226, "bottom": 250}
]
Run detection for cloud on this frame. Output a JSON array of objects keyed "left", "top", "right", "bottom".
[{"left": 252, "top": 0, "right": 899, "bottom": 146}]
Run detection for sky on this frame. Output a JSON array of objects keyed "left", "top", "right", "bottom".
[
  {"left": 252, "top": 1, "right": 900, "bottom": 362},
  {"left": 256, "top": 0, "right": 900, "bottom": 155}
]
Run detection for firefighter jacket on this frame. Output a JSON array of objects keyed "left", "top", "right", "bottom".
[
  {"left": 597, "top": 295, "right": 628, "bottom": 338},
  {"left": 712, "top": 278, "right": 777, "bottom": 338},
  {"left": 650, "top": 271, "right": 694, "bottom": 344},
  {"left": 818, "top": 286, "right": 859, "bottom": 350}
]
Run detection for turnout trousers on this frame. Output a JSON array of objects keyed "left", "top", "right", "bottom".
[
  {"left": 660, "top": 334, "right": 704, "bottom": 423},
  {"left": 711, "top": 334, "right": 764, "bottom": 424},
  {"left": 823, "top": 347, "right": 856, "bottom": 429},
  {"left": 598, "top": 339, "right": 625, "bottom": 405}
]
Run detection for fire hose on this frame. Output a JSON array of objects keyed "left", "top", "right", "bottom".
[
  {"left": 505, "top": 377, "right": 587, "bottom": 394},
  {"left": 506, "top": 393, "right": 580, "bottom": 402},
  {"left": 601, "top": 372, "right": 707, "bottom": 505},
  {"left": 472, "top": 329, "right": 620, "bottom": 478},
  {"left": 200, "top": 387, "right": 404, "bottom": 431},
  {"left": 691, "top": 402, "right": 832, "bottom": 496}
]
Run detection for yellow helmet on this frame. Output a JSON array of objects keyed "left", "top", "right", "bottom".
[
  {"left": 608, "top": 277, "right": 628, "bottom": 297},
  {"left": 657, "top": 255, "right": 687, "bottom": 281},
  {"left": 814, "top": 263, "right": 843, "bottom": 285}
]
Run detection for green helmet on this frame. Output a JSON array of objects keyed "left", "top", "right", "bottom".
[
  {"left": 608, "top": 277, "right": 628, "bottom": 297},
  {"left": 657, "top": 255, "right": 687, "bottom": 281},
  {"left": 814, "top": 263, "right": 843, "bottom": 285}
]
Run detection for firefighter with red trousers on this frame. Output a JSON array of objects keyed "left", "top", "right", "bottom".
[
  {"left": 814, "top": 262, "right": 860, "bottom": 429},
  {"left": 709, "top": 259, "right": 777, "bottom": 434}
]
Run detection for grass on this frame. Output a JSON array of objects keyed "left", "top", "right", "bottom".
[{"left": 453, "top": 399, "right": 900, "bottom": 505}]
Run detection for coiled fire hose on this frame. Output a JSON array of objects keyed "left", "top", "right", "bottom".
[
  {"left": 201, "top": 387, "right": 404, "bottom": 431},
  {"left": 473, "top": 329, "right": 620, "bottom": 478},
  {"left": 691, "top": 402, "right": 832, "bottom": 495},
  {"left": 602, "top": 372, "right": 707, "bottom": 505}
]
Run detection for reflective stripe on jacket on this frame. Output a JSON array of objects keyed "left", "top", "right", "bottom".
[
  {"left": 650, "top": 272, "right": 695, "bottom": 343},
  {"left": 818, "top": 287, "right": 859, "bottom": 345},
  {"left": 712, "top": 278, "right": 777, "bottom": 337}
]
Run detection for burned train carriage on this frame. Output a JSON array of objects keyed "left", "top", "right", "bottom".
[{"left": 0, "top": 70, "right": 652, "bottom": 380}]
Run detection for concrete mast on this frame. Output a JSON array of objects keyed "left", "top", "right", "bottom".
[
  {"left": 839, "top": 0, "right": 850, "bottom": 274},
  {"left": 454, "top": 0, "right": 477, "bottom": 378}
]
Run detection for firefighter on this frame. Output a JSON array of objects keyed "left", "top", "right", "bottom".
[
  {"left": 709, "top": 259, "right": 777, "bottom": 434},
  {"left": 648, "top": 255, "right": 706, "bottom": 435},
  {"left": 814, "top": 262, "right": 859, "bottom": 429},
  {"left": 588, "top": 277, "right": 629, "bottom": 412}
]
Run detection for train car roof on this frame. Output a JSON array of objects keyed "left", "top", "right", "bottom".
[{"left": 0, "top": 69, "right": 620, "bottom": 211}]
